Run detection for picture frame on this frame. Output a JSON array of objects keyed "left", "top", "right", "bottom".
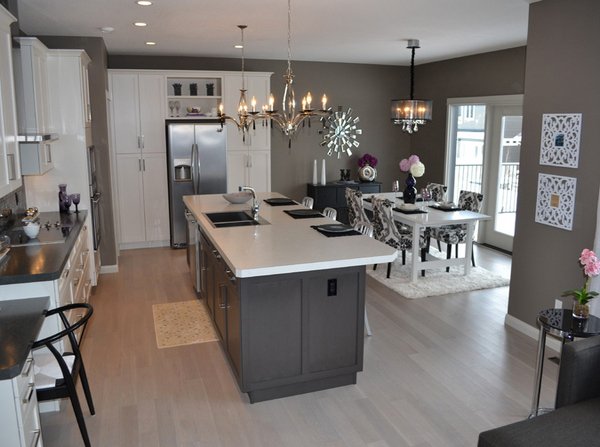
[
  {"left": 539, "top": 113, "right": 582, "bottom": 168},
  {"left": 535, "top": 173, "right": 577, "bottom": 231}
]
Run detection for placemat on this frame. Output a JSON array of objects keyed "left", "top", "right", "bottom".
[
  {"left": 264, "top": 198, "right": 297, "bottom": 206},
  {"left": 428, "top": 205, "right": 463, "bottom": 212},
  {"left": 393, "top": 207, "right": 428, "bottom": 214},
  {"left": 284, "top": 209, "right": 324, "bottom": 219},
  {"left": 311, "top": 225, "right": 361, "bottom": 237}
]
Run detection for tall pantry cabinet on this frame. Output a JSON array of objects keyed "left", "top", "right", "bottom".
[{"left": 109, "top": 72, "right": 169, "bottom": 248}]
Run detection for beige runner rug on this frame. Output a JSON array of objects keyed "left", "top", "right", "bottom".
[{"left": 152, "top": 300, "right": 218, "bottom": 349}]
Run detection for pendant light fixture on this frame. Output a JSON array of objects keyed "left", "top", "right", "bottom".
[
  {"left": 218, "top": 0, "right": 331, "bottom": 147},
  {"left": 391, "top": 39, "right": 432, "bottom": 134}
]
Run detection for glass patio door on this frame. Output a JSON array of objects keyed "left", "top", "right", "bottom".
[{"left": 446, "top": 96, "right": 523, "bottom": 252}]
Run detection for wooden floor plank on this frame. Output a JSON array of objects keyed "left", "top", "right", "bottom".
[{"left": 39, "top": 245, "right": 557, "bottom": 446}]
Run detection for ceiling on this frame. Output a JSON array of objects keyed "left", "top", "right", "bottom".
[{"left": 15, "top": 0, "right": 534, "bottom": 66}]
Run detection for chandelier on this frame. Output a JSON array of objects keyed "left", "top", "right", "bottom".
[
  {"left": 391, "top": 39, "right": 432, "bottom": 134},
  {"left": 218, "top": 0, "right": 331, "bottom": 147}
]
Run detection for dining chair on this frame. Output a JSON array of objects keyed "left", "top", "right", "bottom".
[
  {"left": 301, "top": 196, "right": 314, "bottom": 209},
  {"left": 354, "top": 220, "right": 374, "bottom": 336},
  {"left": 426, "top": 182, "right": 448, "bottom": 202},
  {"left": 430, "top": 190, "right": 484, "bottom": 272},
  {"left": 345, "top": 188, "right": 369, "bottom": 227},
  {"left": 323, "top": 206, "right": 337, "bottom": 220},
  {"left": 32, "top": 303, "right": 95, "bottom": 447},
  {"left": 371, "top": 197, "right": 427, "bottom": 278}
]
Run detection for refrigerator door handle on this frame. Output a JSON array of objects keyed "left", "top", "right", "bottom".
[{"left": 191, "top": 143, "right": 199, "bottom": 194}]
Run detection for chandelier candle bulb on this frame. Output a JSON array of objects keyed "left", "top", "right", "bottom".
[
  {"left": 251, "top": 97, "right": 256, "bottom": 112},
  {"left": 302, "top": 98, "right": 306, "bottom": 110},
  {"left": 322, "top": 94, "right": 327, "bottom": 110},
  {"left": 269, "top": 94, "right": 274, "bottom": 111},
  {"left": 306, "top": 92, "right": 312, "bottom": 109}
]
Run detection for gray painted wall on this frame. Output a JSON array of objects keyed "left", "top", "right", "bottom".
[
  {"left": 37, "top": 36, "right": 117, "bottom": 268},
  {"left": 508, "top": 0, "right": 600, "bottom": 326}
]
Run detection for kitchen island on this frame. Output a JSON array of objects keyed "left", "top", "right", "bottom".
[{"left": 183, "top": 192, "right": 396, "bottom": 402}]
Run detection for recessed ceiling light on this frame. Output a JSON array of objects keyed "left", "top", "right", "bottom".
[
  {"left": 136, "top": 1, "right": 152, "bottom": 5},
  {"left": 134, "top": 22, "right": 147, "bottom": 27},
  {"left": 234, "top": 44, "right": 243, "bottom": 49},
  {"left": 145, "top": 41, "right": 157, "bottom": 46},
  {"left": 99, "top": 26, "right": 114, "bottom": 33}
]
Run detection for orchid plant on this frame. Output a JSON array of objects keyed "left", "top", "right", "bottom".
[
  {"left": 563, "top": 248, "right": 600, "bottom": 304},
  {"left": 358, "top": 153, "right": 378, "bottom": 168},
  {"left": 399, "top": 154, "right": 425, "bottom": 177}
]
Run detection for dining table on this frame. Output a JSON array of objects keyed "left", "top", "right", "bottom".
[{"left": 362, "top": 192, "right": 491, "bottom": 282}]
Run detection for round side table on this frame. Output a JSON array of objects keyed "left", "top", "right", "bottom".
[{"left": 530, "top": 308, "right": 600, "bottom": 417}]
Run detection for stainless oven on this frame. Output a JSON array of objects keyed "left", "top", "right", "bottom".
[{"left": 87, "top": 145, "right": 101, "bottom": 250}]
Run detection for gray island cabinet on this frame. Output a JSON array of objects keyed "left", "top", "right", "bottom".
[{"left": 184, "top": 193, "right": 396, "bottom": 403}]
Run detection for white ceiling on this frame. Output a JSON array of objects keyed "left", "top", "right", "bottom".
[{"left": 16, "top": 0, "right": 534, "bottom": 66}]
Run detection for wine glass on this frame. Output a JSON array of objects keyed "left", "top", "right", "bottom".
[
  {"left": 174, "top": 101, "right": 181, "bottom": 117},
  {"left": 168, "top": 101, "right": 175, "bottom": 117},
  {"left": 70, "top": 193, "right": 81, "bottom": 213},
  {"left": 62, "top": 194, "right": 72, "bottom": 214}
]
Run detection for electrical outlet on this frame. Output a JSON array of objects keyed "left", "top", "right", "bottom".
[{"left": 555, "top": 299, "right": 562, "bottom": 309}]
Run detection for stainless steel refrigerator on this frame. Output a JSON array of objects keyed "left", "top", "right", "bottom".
[{"left": 167, "top": 121, "right": 227, "bottom": 247}]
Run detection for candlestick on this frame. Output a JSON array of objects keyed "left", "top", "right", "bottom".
[
  {"left": 312, "top": 159, "right": 318, "bottom": 185},
  {"left": 321, "top": 159, "right": 326, "bottom": 185}
]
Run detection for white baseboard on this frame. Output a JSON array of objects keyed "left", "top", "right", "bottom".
[
  {"left": 504, "top": 313, "right": 562, "bottom": 352},
  {"left": 119, "top": 240, "right": 170, "bottom": 250},
  {"left": 100, "top": 264, "right": 119, "bottom": 274}
]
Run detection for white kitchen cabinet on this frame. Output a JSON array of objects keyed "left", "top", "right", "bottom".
[
  {"left": 0, "top": 7, "right": 22, "bottom": 197},
  {"left": 0, "top": 354, "right": 43, "bottom": 447},
  {"left": 110, "top": 72, "right": 166, "bottom": 154},
  {"left": 227, "top": 150, "right": 271, "bottom": 193},
  {"left": 18, "top": 140, "right": 53, "bottom": 176},
  {"left": 115, "top": 152, "right": 169, "bottom": 246},
  {"left": 13, "top": 37, "right": 50, "bottom": 134}
]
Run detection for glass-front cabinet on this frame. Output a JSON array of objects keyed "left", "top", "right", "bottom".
[{"left": 166, "top": 76, "right": 222, "bottom": 119}]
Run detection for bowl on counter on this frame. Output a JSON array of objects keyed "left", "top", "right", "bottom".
[
  {"left": 23, "top": 222, "right": 40, "bottom": 239},
  {"left": 223, "top": 192, "right": 252, "bottom": 204}
]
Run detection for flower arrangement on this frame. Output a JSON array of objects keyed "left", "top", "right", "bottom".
[
  {"left": 563, "top": 248, "right": 600, "bottom": 305},
  {"left": 358, "top": 153, "right": 378, "bottom": 168},
  {"left": 399, "top": 154, "right": 425, "bottom": 177}
]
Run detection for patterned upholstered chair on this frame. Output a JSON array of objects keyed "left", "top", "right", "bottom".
[
  {"left": 430, "top": 190, "right": 484, "bottom": 272},
  {"left": 345, "top": 188, "right": 369, "bottom": 227},
  {"left": 371, "top": 197, "right": 427, "bottom": 278},
  {"left": 426, "top": 183, "right": 448, "bottom": 202}
]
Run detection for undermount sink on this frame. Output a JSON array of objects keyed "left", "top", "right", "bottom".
[{"left": 204, "top": 211, "right": 269, "bottom": 228}]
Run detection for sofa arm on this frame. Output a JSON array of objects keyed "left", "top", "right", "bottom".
[{"left": 556, "top": 335, "right": 600, "bottom": 408}]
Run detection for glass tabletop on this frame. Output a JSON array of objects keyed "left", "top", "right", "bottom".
[{"left": 537, "top": 308, "right": 600, "bottom": 339}]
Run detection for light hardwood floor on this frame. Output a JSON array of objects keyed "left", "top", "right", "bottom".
[{"left": 40, "top": 245, "right": 559, "bottom": 447}]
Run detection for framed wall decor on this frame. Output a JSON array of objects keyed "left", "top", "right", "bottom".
[
  {"left": 539, "top": 113, "right": 582, "bottom": 168},
  {"left": 535, "top": 173, "right": 577, "bottom": 231}
]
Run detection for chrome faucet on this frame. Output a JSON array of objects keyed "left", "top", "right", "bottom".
[{"left": 239, "top": 186, "right": 259, "bottom": 220}]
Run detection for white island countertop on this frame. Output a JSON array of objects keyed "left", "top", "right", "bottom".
[{"left": 183, "top": 192, "right": 397, "bottom": 278}]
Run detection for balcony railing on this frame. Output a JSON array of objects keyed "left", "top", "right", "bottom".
[{"left": 453, "top": 163, "right": 519, "bottom": 213}]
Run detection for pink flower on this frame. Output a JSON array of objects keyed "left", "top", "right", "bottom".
[
  {"left": 399, "top": 159, "right": 411, "bottom": 172},
  {"left": 408, "top": 154, "right": 420, "bottom": 165},
  {"left": 580, "top": 249, "right": 596, "bottom": 265}
]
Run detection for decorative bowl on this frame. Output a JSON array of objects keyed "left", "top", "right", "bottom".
[
  {"left": 186, "top": 106, "right": 202, "bottom": 113},
  {"left": 23, "top": 222, "right": 40, "bottom": 238},
  {"left": 223, "top": 192, "right": 252, "bottom": 204}
]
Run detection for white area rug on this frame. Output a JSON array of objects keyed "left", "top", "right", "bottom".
[
  {"left": 367, "top": 250, "right": 509, "bottom": 299},
  {"left": 152, "top": 300, "right": 218, "bottom": 349}
]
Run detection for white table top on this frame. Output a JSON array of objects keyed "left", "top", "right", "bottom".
[
  {"left": 362, "top": 192, "right": 491, "bottom": 226},
  {"left": 183, "top": 192, "right": 397, "bottom": 278}
]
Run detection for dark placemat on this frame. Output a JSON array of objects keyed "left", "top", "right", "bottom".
[
  {"left": 393, "top": 207, "right": 428, "bottom": 214},
  {"left": 428, "top": 205, "right": 463, "bottom": 212},
  {"left": 284, "top": 209, "right": 324, "bottom": 219},
  {"left": 264, "top": 198, "right": 298, "bottom": 206},
  {"left": 311, "top": 225, "right": 362, "bottom": 237}
]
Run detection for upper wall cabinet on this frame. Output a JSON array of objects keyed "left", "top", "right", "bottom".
[
  {"left": 0, "top": 6, "right": 21, "bottom": 196},
  {"left": 110, "top": 72, "right": 166, "bottom": 155},
  {"left": 166, "top": 75, "right": 222, "bottom": 119},
  {"left": 13, "top": 37, "right": 51, "bottom": 135}
]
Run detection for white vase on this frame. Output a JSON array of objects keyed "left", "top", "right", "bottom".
[{"left": 312, "top": 159, "right": 318, "bottom": 184}]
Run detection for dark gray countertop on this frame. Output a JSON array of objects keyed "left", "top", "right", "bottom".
[
  {"left": 0, "top": 297, "right": 49, "bottom": 380},
  {"left": 0, "top": 211, "right": 87, "bottom": 285}
]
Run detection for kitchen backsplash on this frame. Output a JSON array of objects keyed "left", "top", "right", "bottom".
[{"left": 0, "top": 186, "right": 26, "bottom": 215}]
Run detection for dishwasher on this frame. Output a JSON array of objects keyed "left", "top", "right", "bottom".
[{"left": 185, "top": 208, "right": 201, "bottom": 294}]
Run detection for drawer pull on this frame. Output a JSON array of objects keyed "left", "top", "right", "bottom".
[
  {"left": 73, "top": 278, "right": 80, "bottom": 287},
  {"left": 22, "top": 358, "right": 34, "bottom": 376},
  {"left": 23, "top": 383, "right": 35, "bottom": 404},
  {"left": 61, "top": 268, "right": 70, "bottom": 279},
  {"left": 83, "top": 225, "right": 87, "bottom": 231}
]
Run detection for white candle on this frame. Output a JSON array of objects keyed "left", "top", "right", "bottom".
[
  {"left": 321, "top": 94, "right": 327, "bottom": 110},
  {"left": 321, "top": 159, "right": 326, "bottom": 185},
  {"left": 312, "top": 160, "right": 318, "bottom": 185}
]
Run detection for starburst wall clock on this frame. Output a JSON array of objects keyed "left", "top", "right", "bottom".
[{"left": 320, "top": 107, "right": 362, "bottom": 158}]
